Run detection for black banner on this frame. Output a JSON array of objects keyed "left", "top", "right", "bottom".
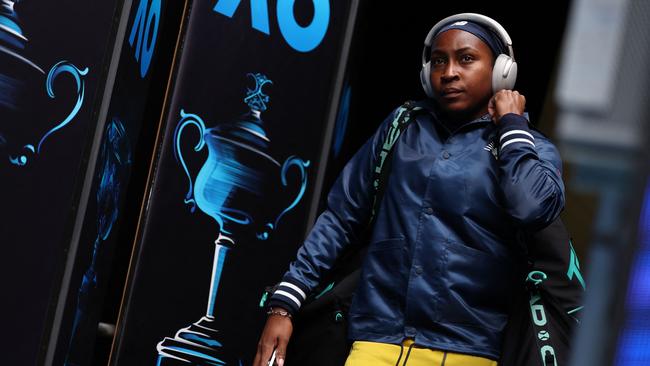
[
  {"left": 44, "top": 1, "right": 188, "bottom": 365},
  {"left": 112, "top": 0, "right": 357, "bottom": 364},
  {"left": 0, "top": 1, "right": 123, "bottom": 365}
]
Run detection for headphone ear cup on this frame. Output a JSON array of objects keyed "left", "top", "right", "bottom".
[
  {"left": 492, "top": 54, "right": 518, "bottom": 93},
  {"left": 420, "top": 62, "right": 435, "bottom": 98}
]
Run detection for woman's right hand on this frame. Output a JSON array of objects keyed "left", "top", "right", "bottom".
[
  {"left": 488, "top": 89, "right": 526, "bottom": 124},
  {"left": 253, "top": 308, "right": 293, "bottom": 366}
]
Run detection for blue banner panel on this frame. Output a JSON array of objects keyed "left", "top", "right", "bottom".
[
  {"left": 0, "top": 1, "right": 123, "bottom": 365},
  {"left": 614, "top": 180, "right": 650, "bottom": 366},
  {"left": 111, "top": 0, "right": 357, "bottom": 364}
]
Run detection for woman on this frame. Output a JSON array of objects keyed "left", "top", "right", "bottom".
[{"left": 254, "top": 13, "right": 564, "bottom": 366}]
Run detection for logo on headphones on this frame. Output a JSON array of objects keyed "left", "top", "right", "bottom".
[{"left": 452, "top": 21, "right": 468, "bottom": 26}]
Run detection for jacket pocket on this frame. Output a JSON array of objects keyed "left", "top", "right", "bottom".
[
  {"left": 350, "top": 237, "right": 406, "bottom": 320},
  {"left": 440, "top": 241, "right": 515, "bottom": 330}
]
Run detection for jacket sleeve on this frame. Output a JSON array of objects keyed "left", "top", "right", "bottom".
[
  {"left": 267, "top": 107, "right": 401, "bottom": 314},
  {"left": 497, "top": 113, "right": 565, "bottom": 230}
]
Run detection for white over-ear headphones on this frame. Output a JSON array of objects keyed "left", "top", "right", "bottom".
[{"left": 420, "top": 13, "right": 518, "bottom": 98}]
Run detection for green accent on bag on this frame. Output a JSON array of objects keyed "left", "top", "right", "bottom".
[
  {"left": 259, "top": 291, "right": 269, "bottom": 308},
  {"left": 315, "top": 282, "right": 335, "bottom": 299},
  {"left": 567, "top": 240, "right": 586, "bottom": 290},
  {"left": 335, "top": 311, "right": 344, "bottom": 322}
]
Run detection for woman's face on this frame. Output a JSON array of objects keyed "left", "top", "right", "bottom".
[{"left": 430, "top": 29, "right": 494, "bottom": 121}]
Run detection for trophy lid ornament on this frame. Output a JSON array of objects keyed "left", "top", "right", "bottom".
[{"left": 243, "top": 72, "right": 272, "bottom": 113}]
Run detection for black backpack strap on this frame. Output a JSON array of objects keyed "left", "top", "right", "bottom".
[{"left": 368, "top": 100, "right": 423, "bottom": 226}]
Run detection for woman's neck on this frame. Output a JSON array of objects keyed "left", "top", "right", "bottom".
[{"left": 437, "top": 107, "right": 489, "bottom": 130}]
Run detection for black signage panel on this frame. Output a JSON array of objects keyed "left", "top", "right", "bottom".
[
  {"left": 0, "top": 1, "right": 123, "bottom": 365},
  {"left": 112, "top": 0, "right": 357, "bottom": 364},
  {"left": 43, "top": 1, "right": 188, "bottom": 365}
]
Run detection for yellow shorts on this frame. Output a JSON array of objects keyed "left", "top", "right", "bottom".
[{"left": 344, "top": 339, "right": 498, "bottom": 366}]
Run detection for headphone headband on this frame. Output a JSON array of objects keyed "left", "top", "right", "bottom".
[{"left": 421, "top": 13, "right": 515, "bottom": 67}]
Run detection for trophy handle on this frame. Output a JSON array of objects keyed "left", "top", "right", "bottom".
[
  {"left": 273, "top": 156, "right": 310, "bottom": 229},
  {"left": 9, "top": 61, "right": 89, "bottom": 166},
  {"left": 173, "top": 110, "right": 206, "bottom": 212}
]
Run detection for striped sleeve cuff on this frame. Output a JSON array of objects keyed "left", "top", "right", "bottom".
[
  {"left": 498, "top": 113, "right": 535, "bottom": 151},
  {"left": 267, "top": 278, "right": 310, "bottom": 315}
]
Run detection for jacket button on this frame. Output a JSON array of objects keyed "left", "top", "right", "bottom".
[
  {"left": 442, "top": 151, "right": 450, "bottom": 159},
  {"left": 424, "top": 207, "right": 434, "bottom": 215},
  {"left": 414, "top": 266, "right": 423, "bottom": 275}
]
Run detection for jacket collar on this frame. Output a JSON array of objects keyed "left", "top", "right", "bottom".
[
  {"left": 415, "top": 99, "right": 532, "bottom": 134},
  {"left": 414, "top": 99, "right": 493, "bottom": 135}
]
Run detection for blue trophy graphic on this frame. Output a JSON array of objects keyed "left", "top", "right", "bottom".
[
  {"left": 156, "top": 73, "right": 310, "bottom": 365},
  {"left": 0, "top": 0, "right": 88, "bottom": 166}
]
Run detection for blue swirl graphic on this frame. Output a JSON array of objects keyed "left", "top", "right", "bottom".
[
  {"left": 8, "top": 60, "right": 88, "bottom": 166},
  {"left": 40, "top": 61, "right": 89, "bottom": 152},
  {"left": 273, "top": 156, "right": 310, "bottom": 229},
  {"left": 174, "top": 110, "right": 207, "bottom": 212}
]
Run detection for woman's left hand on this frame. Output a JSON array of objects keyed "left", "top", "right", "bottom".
[{"left": 488, "top": 90, "right": 526, "bottom": 124}]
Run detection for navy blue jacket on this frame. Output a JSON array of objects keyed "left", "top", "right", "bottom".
[{"left": 269, "top": 100, "right": 565, "bottom": 359}]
